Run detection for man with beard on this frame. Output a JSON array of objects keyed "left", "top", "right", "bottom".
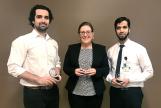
[
  {"left": 7, "top": 5, "right": 61, "bottom": 108},
  {"left": 106, "top": 17, "right": 153, "bottom": 108}
]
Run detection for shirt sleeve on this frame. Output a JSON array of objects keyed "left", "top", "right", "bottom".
[
  {"left": 128, "top": 48, "right": 153, "bottom": 82},
  {"left": 7, "top": 38, "right": 27, "bottom": 77},
  {"left": 54, "top": 42, "right": 61, "bottom": 68},
  {"left": 106, "top": 50, "right": 114, "bottom": 82},
  {"left": 55, "top": 52, "right": 61, "bottom": 68}
]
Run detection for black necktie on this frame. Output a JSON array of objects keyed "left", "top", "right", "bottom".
[{"left": 115, "top": 45, "right": 124, "bottom": 78}]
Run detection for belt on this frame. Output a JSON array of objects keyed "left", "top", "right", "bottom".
[
  {"left": 25, "top": 86, "right": 53, "bottom": 90},
  {"left": 111, "top": 86, "right": 141, "bottom": 91}
]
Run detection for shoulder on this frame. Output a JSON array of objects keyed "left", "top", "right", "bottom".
[
  {"left": 92, "top": 43, "right": 107, "bottom": 55},
  {"left": 68, "top": 43, "right": 81, "bottom": 48},
  {"left": 49, "top": 38, "right": 58, "bottom": 47},
  {"left": 129, "top": 40, "right": 146, "bottom": 51},
  {"left": 93, "top": 43, "right": 106, "bottom": 49},
  {"left": 12, "top": 32, "right": 31, "bottom": 45},
  {"left": 108, "top": 43, "right": 118, "bottom": 51}
]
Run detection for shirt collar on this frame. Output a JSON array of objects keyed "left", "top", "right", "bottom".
[
  {"left": 124, "top": 38, "right": 131, "bottom": 46},
  {"left": 31, "top": 29, "right": 51, "bottom": 40},
  {"left": 117, "top": 38, "right": 131, "bottom": 47}
]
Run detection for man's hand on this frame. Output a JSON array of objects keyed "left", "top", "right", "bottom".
[
  {"left": 111, "top": 78, "right": 129, "bottom": 88},
  {"left": 36, "top": 76, "right": 57, "bottom": 86},
  {"left": 119, "top": 78, "right": 129, "bottom": 88},
  {"left": 111, "top": 78, "right": 122, "bottom": 88},
  {"left": 19, "top": 71, "right": 57, "bottom": 86},
  {"left": 54, "top": 67, "right": 61, "bottom": 75},
  {"left": 53, "top": 75, "right": 62, "bottom": 83}
]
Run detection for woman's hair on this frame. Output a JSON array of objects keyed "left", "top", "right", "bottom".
[{"left": 78, "top": 21, "right": 94, "bottom": 33}]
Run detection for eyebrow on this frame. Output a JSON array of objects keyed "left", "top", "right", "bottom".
[
  {"left": 36, "top": 15, "right": 49, "bottom": 18},
  {"left": 116, "top": 26, "right": 128, "bottom": 29}
]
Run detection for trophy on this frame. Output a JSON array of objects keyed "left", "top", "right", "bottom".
[{"left": 49, "top": 68, "right": 61, "bottom": 81}]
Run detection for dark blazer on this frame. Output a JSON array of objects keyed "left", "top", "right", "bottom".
[{"left": 63, "top": 43, "right": 109, "bottom": 95}]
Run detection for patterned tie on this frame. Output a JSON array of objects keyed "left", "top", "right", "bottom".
[{"left": 115, "top": 45, "right": 125, "bottom": 78}]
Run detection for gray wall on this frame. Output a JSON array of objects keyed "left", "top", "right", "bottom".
[{"left": 0, "top": 0, "right": 160, "bottom": 108}]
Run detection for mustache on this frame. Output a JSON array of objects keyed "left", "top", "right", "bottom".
[
  {"left": 39, "top": 22, "right": 47, "bottom": 26},
  {"left": 118, "top": 32, "right": 126, "bottom": 35}
]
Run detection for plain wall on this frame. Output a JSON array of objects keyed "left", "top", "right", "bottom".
[{"left": 0, "top": 0, "right": 160, "bottom": 108}]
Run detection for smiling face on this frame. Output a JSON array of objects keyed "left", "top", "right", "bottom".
[
  {"left": 32, "top": 9, "right": 50, "bottom": 33},
  {"left": 79, "top": 25, "right": 94, "bottom": 46},
  {"left": 115, "top": 20, "right": 130, "bottom": 42}
]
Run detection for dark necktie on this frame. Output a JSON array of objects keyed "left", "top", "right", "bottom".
[{"left": 115, "top": 45, "right": 124, "bottom": 78}]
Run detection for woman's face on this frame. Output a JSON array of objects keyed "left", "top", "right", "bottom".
[{"left": 79, "top": 25, "right": 94, "bottom": 45}]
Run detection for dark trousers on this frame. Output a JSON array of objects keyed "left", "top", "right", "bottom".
[
  {"left": 23, "top": 86, "right": 59, "bottom": 108},
  {"left": 68, "top": 92, "right": 103, "bottom": 108},
  {"left": 110, "top": 86, "right": 143, "bottom": 108}
]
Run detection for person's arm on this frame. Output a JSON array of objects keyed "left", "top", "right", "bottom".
[
  {"left": 128, "top": 47, "right": 153, "bottom": 82},
  {"left": 7, "top": 38, "right": 28, "bottom": 77},
  {"left": 18, "top": 71, "right": 56, "bottom": 86},
  {"left": 63, "top": 46, "right": 77, "bottom": 76},
  {"left": 92, "top": 46, "right": 109, "bottom": 78},
  {"left": 54, "top": 43, "right": 61, "bottom": 75},
  {"left": 7, "top": 38, "right": 57, "bottom": 86}
]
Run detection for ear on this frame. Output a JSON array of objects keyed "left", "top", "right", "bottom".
[
  {"left": 32, "top": 21, "right": 35, "bottom": 25},
  {"left": 128, "top": 28, "right": 130, "bottom": 33}
]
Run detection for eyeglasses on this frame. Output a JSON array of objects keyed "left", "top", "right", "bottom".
[{"left": 79, "top": 31, "right": 93, "bottom": 36}]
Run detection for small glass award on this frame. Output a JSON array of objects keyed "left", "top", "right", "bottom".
[{"left": 49, "top": 68, "right": 61, "bottom": 81}]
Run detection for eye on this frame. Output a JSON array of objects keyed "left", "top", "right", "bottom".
[
  {"left": 44, "top": 16, "right": 49, "bottom": 20},
  {"left": 36, "top": 15, "right": 42, "bottom": 19},
  {"left": 116, "top": 26, "right": 121, "bottom": 30},
  {"left": 123, "top": 26, "right": 128, "bottom": 29},
  {"left": 79, "top": 31, "right": 92, "bottom": 36},
  {"left": 86, "top": 31, "right": 91, "bottom": 34}
]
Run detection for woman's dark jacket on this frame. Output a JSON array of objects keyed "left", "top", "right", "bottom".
[{"left": 63, "top": 43, "right": 109, "bottom": 96}]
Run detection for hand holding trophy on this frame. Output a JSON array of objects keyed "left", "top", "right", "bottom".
[{"left": 49, "top": 68, "right": 62, "bottom": 83}]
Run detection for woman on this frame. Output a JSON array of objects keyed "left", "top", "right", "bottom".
[{"left": 63, "top": 22, "right": 109, "bottom": 108}]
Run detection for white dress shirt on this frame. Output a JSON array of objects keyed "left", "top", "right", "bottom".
[
  {"left": 7, "top": 29, "right": 61, "bottom": 86},
  {"left": 106, "top": 38, "right": 153, "bottom": 87}
]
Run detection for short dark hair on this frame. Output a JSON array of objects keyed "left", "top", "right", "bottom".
[
  {"left": 114, "top": 17, "right": 130, "bottom": 29},
  {"left": 28, "top": 4, "right": 53, "bottom": 27},
  {"left": 78, "top": 21, "right": 94, "bottom": 33}
]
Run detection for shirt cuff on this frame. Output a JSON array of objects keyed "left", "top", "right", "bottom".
[{"left": 11, "top": 67, "right": 26, "bottom": 77}]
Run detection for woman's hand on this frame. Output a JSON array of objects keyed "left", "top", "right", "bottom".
[
  {"left": 75, "top": 68, "right": 86, "bottom": 76},
  {"left": 85, "top": 68, "right": 96, "bottom": 76}
]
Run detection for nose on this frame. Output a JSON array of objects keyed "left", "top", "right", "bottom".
[
  {"left": 84, "top": 32, "right": 88, "bottom": 36},
  {"left": 119, "top": 27, "right": 125, "bottom": 33},
  {"left": 41, "top": 17, "right": 46, "bottom": 22},
  {"left": 120, "top": 27, "right": 123, "bottom": 31}
]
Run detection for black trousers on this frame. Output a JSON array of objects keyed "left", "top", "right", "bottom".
[
  {"left": 110, "top": 86, "right": 143, "bottom": 108},
  {"left": 23, "top": 86, "right": 59, "bottom": 108},
  {"left": 68, "top": 92, "right": 103, "bottom": 108}
]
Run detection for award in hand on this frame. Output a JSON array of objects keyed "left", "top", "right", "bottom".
[{"left": 49, "top": 68, "right": 61, "bottom": 82}]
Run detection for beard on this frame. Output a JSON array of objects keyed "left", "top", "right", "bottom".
[
  {"left": 35, "top": 23, "right": 48, "bottom": 33},
  {"left": 116, "top": 31, "right": 129, "bottom": 41}
]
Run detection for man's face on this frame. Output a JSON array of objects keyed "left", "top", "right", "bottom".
[
  {"left": 32, "top": 9, "right": 50, "bottom": 33},
  {"left": 115, "top": 21, "right": 130, "bottom": 41}
]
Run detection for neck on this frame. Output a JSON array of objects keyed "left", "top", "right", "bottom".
[
  {"left": 35, "top": 29, "right": 47, "bottom": 37},
  {"left": 119, "top": 38, "right": 128, "bottom": 44}
]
